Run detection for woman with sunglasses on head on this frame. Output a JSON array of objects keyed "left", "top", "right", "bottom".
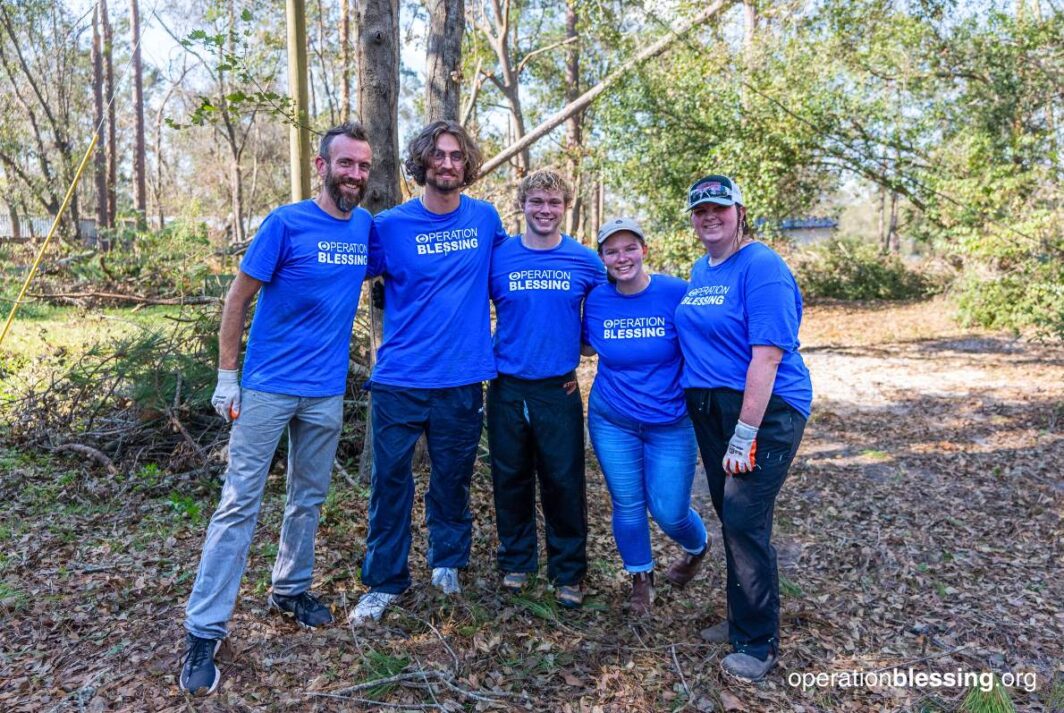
[
  {"left": 582, "top": 217, "right": 709, "bottom": 616},
  {"left": 674, "top": 175, "right": 812, "bottom": 682}
]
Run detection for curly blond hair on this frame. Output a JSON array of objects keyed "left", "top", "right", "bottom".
[{"left": 515, "top": 169, "right": 573, "bottom": 208}]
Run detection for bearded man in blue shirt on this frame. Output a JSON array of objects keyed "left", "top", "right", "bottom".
[
  {"left": 179, "top": 123, "right": 373, "bottom": 696},
  {"left": 350, "top": 121, "right": 508, "bottom": 624}
]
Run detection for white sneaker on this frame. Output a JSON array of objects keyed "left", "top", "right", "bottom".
[
  {"left": 431, "top": 567, "right": 461, "bottom": 595},
  {"left": 348, "top": 591, "right": 398, "bottom": 624}
]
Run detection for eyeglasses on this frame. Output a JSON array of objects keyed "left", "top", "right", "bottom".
[
  {"left": 689, "top": 182, "right": 733, "bottom": 204},
  {"left": 431, "top": 149, "right": 465, "bottom": 165}
]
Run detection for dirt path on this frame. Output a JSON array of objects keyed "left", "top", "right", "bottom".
[{"left": 1, "top": 298, "right": 1061, "bottom": 712}]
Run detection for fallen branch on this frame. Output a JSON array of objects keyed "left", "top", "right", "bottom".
[
  {"left": 397, "top": 606, "right": 461, "bottom": 673},
  {"left": 29, "top": 291, "right": 219, "bottom": 306},
  {"left": 51, "top": 443, "right": 118, "bottom": 475},
  {"left": 304, "top": 692, "right": 442, "bottom": 709},
  {"left": 671, "top": 643, "right": 692, "bottom": 702},
  {"left": 478, "top": 0, "right": 728, "bottom": 177}
]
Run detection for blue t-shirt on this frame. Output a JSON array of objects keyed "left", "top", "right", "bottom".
[
  {"left": 240, "top": 199, "right": 371, "bottom": 397},
  {"left": 368, "top": 195, "right": 508, "bottom": 388},
  {"left": 583, "top": 275, "right": 690, "bottom": 424},
  {"left": 674, "top": 242, "right": 812, "bottom": 418},
  {"left": 490, "top": 235, "right": 605, "bottom": 379}
]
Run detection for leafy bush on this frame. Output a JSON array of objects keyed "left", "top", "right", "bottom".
[
  {"left": 956, "top": 259, "right": 1064, "bottom": 341},
  {"left": 67, "top": 220, "right": 220, "bottom": 298},
  {"left": 644, "top": 229, "right": 703, "bottom": 278},
  {"left": 791, "top": 237, "right": 939, "bottom": 301}
]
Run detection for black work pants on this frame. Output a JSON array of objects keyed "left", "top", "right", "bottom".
[
  {"left": 686, "top": 387, "right": 806, "bottom": 660},
  {"left": 487, "top": 372, "right": 587, "bottom": 585}
]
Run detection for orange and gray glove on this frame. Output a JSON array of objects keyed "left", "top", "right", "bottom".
[
  {"left": 722, "top": 420, "right": 758, "bottom": 475},
  {"left": 211, "top": 369, "right": 241, "bottom": 422}
]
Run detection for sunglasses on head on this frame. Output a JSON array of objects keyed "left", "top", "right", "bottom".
[{"left": 690, "top": 182, "right": 732, "bottom": 203}]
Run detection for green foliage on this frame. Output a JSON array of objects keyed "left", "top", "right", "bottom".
[
  {"left": 166, "top": 492, "right": 204, "bottom": 523},
  {"left": 361, "top": 650, "right": 410, "bottom": 696},
  {"left": 956, "top": 261, "right": 1064, "bottom": 341},
  {"left": 68, "top": 221, "right": 217, "bottom": 298},
  {"left": 960, "top": 676, "right": 1015, "bottom": 713},
  {"left": 168, "top": 2, "right": 292, "bottom": 130},
  {"left": 644, "top": 229, "right": 702, "bottom": 278},
  {"left": 793, "top": 237, "right": 939, "bottom": 301},
  {"left": 2, "top": 306, "right": 220, "bottom": 450}
]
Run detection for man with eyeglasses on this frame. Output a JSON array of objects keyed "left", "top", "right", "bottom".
[
  {"left": 350, "top": 120, "right": 508, "bottom": 624},
  {"left": 486, "top": 169, "right": 604, "bottom": 608}
]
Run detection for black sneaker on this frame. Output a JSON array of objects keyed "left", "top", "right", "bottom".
[
  {"left": 179, "top": 634, "right": 221, "bottom": 696},
  {"left": 267, "top": 591, "right": 333, "bottom": 628}
]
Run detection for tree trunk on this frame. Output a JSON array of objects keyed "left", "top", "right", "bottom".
[
  {"left": 356, "top": 0, "right": 399, "bottom": 482},
  {"left": 563, "top": 0, "right": 582, "bottom": 236},
  {"left": 340, "top": 0, "right": 351, "bottom": 122},
  {"left": 887, "top": 192, "right": 900, "bottom": 254},
  {"left": 130, "top": 0, "right": 147, "bottom": 226},
  {"left": 91, "top": 7, "right": 109, "bottom": 238},
  {"left": 878, "top": 186, "right": 887, "bottom": 252},
  {"left": 101, "top": 0, "right": 116, "bottom": 229},
  {"left": 425, "top": 0, "right": 464, "bottom": 122},
  {"left": 476, "top": 1, "right": 530, "bottom": 174},
  {"left": 356, "top": 0, "right": 400, "bottom": 215},
  {"left": 8, "top": 202, "right": 20, "bottom": 240}
]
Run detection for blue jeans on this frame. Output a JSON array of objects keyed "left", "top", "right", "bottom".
[
  {"left": 587, "top": 389, "right": 707, "bottom": 573},
  {"left": 185, "top": 389, "right": 343, "bottom": 640},
  {"left": 361, "top": 383, "right": 484, "bottom": 594},
  {"left": 686, "top": 387, "right": 806, "bottom": 661}
]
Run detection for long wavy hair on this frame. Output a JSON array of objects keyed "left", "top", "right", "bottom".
[{"left": 404, "top": 120, "right": 484, "bottom": 188}]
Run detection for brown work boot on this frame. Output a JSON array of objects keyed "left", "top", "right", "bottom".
[
  {"left": 665, "top": 543, "right": 708, "bottom": 588},
  {"left": 629, "top": 572, "right": 654, "bottom": 616}
]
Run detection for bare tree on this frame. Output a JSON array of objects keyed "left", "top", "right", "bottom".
[
  {"left": 563, "top": 0, "right": 582, "bottom": 237},
  {"left": 0, "top": 2, "right": 86, "bottom": 240},
  {"left": 130, "top": 0, "right": 147, "bottom": 225},
  {"left": 425, "top": 0, "right": 464, "bottom": 122},
  {"left": 102, "top": 0, "right": 117, "bottom": 228},
  {"left": 471, "top": 0, "right": 530, "bottom": 174},
  {"left": 92, "top": 5, "right": 110, "bottom": 234},
  {"left": 340, "top": 0, "right": 352, "bottom": 122}
]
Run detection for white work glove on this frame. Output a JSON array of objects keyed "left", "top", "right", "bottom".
[
  {"left": 211, "top": 369, "right": 241, "bottom": 422},
  {"left": 722, "top": 420, "right": 759, "bottom": 475}
]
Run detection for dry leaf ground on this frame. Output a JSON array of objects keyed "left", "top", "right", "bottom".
[{"left": 1, "top": 296, "right": 1061, "bottom": 712}]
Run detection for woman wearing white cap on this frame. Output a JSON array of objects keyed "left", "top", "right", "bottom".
[
  {"left": 581, "top": 217, "right": 709, "bottom": 616},
  {"left": 674, "top": 175, "right": 812, "bottom": 681}
]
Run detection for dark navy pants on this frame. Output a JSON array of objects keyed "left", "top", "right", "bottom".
[
  {"left": 487, "top": 372, "right": 587, "bottom": 585},
  {"left": 686, "top": 387, "right": 806, "bottom": 660},
  {"left": 361, "top": 383, "right": 484, "bottom": 594}
]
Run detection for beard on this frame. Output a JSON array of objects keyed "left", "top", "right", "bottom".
[
  {"left": 326, "top": 167, "right": 366, "bottom": 213},
  {"left": 425, "top": 170, "right": 463, "bottom": 194}
]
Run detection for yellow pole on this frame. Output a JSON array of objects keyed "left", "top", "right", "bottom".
[
  {"left": 286, "top": 0, "right": 311, "bottom": 201},
  {"left": 0, "top": 133, "right": 100, "bottom": 348}
]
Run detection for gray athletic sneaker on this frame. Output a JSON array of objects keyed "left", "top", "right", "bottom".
[
  {"left": 349, "top": 591, "right": 399, "bottom": 624},
  {"left": 721, "top": 652, "right": 777, "bottom": 682},
  {"left": 431, "top": 567, "right": 460, "bottom": 595}
]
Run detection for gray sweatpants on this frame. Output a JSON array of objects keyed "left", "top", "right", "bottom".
[{"left": 184, "top": 388, "right": 343, "bottom": 640}]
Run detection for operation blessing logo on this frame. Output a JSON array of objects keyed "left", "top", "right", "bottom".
[
  {"left": 317, "top": 240, "right": 368, "bottom": 266},
  {"left": 681, "top": 285, "right": 730, "bottom": 306},
  {"left": 415, "top": 227, "right": 479, "bottom": 255},
  {"left": 602, "top": 316, "right": 666, "bottom": 339},
  {"left": 508, "top": 269, "right": 572, "bottom": 291}
]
